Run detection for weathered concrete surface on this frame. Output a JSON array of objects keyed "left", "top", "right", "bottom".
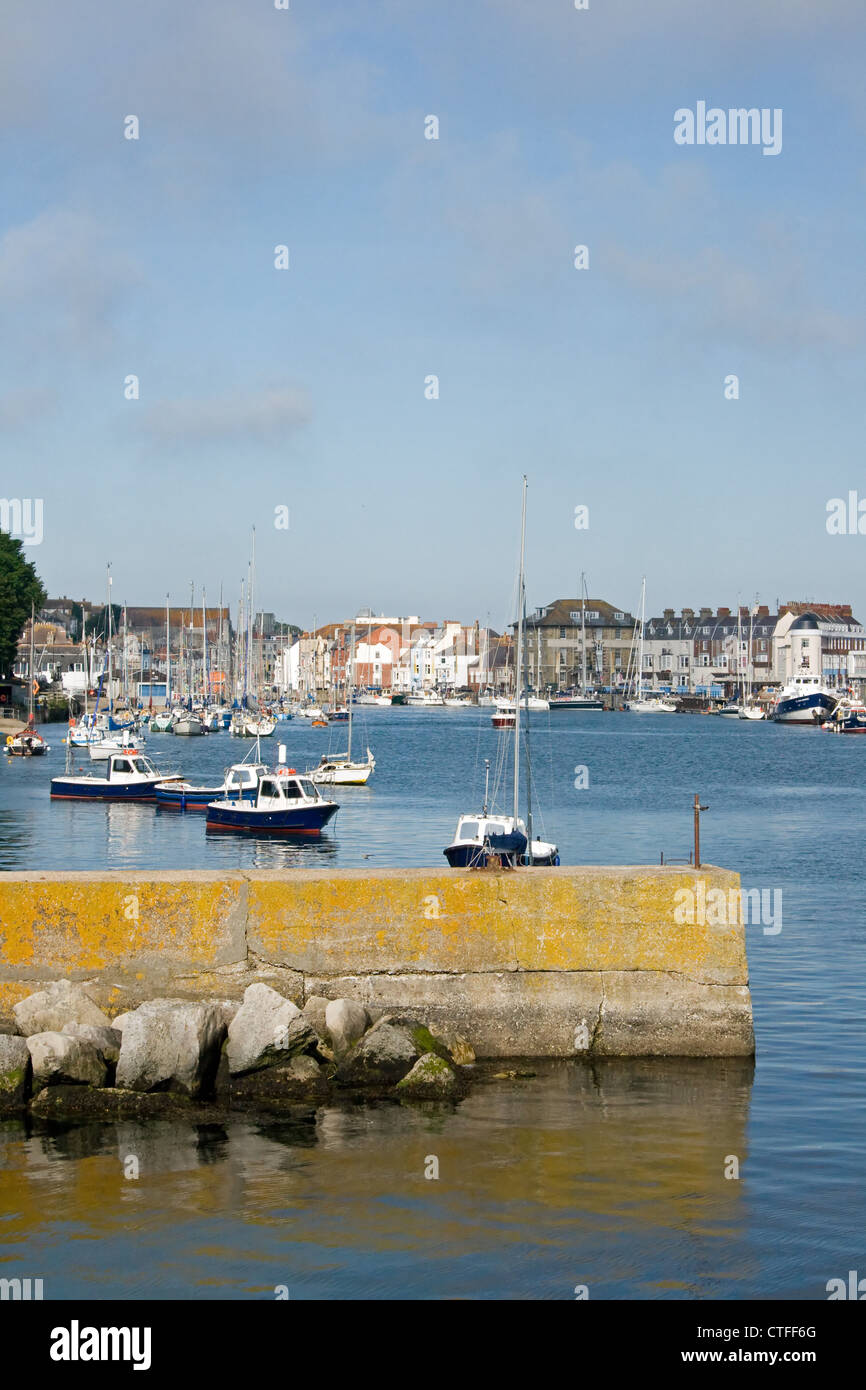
[{"left": 0, "top": 867, "right": 754, "bottom": 1057}]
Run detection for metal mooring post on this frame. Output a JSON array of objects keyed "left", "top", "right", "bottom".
[{"left": 694, "top": 793, "right": 708, "bottom": 868}]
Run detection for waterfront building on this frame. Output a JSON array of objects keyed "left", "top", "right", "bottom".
[{"left": 520, "top": 598, "right": 638, "bottom": 693}]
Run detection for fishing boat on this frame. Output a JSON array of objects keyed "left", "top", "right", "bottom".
[
  {"left": 491, "top": 708, "right": 515, "bottom": 729},
  {"left": 823, "top": 697, "right": 866, "bottom": 733},
  {"left": 771, "top": 676, "right": 838, "bottom": 725},
  {"left": 445, "top": 477, "right": 559, "bottom": 870},
  {"left": 50, "top": 751, "right": 179, "bottom": 801},
  {"left": 206, "top": 768, "right": 338, "bottom": 835},
  {"left": 149, "top": 711, "right": 174, "bottom": 733}
]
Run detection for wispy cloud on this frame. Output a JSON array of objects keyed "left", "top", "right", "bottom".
[
  {"left": 140, "top": 384, "right": 312, "bottom": 445},
  {"left": 0, "top": 208, "right": 140, "bottom": 350}
]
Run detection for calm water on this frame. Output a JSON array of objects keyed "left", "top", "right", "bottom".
[{"left": 1, "top": 709, "right": 865, "bottom": 1298}]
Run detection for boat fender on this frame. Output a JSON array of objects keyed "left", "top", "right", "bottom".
[{"left": 5, "top": 735, "right": 12, "bottom": 747}]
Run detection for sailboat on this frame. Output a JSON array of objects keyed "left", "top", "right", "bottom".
[
  {"left": 309, "top": 624, "right": 375, "bottom": 785},
  {"left": 738, "top": 604, "right": 766, "bottom": 719},
  {"left": 6, "top": 605, "right": 49, "bottom": 756},
  {"left": 624, "top": 579, "right": 677, "bottom": 712},
  {"left": 549, "top": 574, "right": 604, "bottom": 709},
  {"left": 444, "top": 477, "right": 559, "bottom": 868}
]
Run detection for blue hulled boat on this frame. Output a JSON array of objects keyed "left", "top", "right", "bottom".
[
  {"left": 51, "top": 752, "right": 179, "bottom": 801},
  {"left": 155, "top": 759, "right": 266, "bottom": 810},
  {"left": 206, "top": 770, "right": 338, "bottom": 835}
]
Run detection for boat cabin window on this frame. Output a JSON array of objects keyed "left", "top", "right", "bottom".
[
  {"left": 259, "top": 779, "right": 279, "bottom": 799},
  {"left": 281, "top": 779, "right": 302, "bottom": 799},
  {"left": 113, "top": 759, "right": 134, "bottom": 774},
  {"left": 459, "top": 820, "right": 480, "bottom": 840},
  {"left": 299, "top": 779, "right": 318, "bottom": 799}
]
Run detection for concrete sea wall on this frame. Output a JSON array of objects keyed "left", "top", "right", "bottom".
[{"left": 0, "top": 867, "right": 754, "bottom": 1057}]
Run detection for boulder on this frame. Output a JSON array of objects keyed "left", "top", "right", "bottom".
[
  {"left": 0, "top": 1034, "right": 31, "bottom": 1107},
  {"left": 61, "top": 1022, "right": 122, "bottom": 1065},
  {"left": 226, "top": 984, "right": 314, "bottom": 1076},
  {"left": 27, "top": 1032, "right": 107, "bottom": 1090},
  {"left": 396, "top": 1052, "right": 461, "bottom": 1098},
  {"left": 112, "top": 1012, "right": 131, "bottom": 1032},
  {"left": 14, "top": 980, "right": 112, "bottom": 1037},
  {"left": 303, "top": 995, "right": 330, "bottom": 1040},
  {"left": 115, "top": 999, "right": 225, "bottom": 1099},
  {"left": 336, "top": 1018, "right": 419, "bottom": 1087},
  {"left": 325, "top": 999, "right": 370, "bottom": 1057}
]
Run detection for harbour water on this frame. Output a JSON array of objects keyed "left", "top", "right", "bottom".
[{"left": 1, "top": 709, "right": 865, "bottom": 1298}]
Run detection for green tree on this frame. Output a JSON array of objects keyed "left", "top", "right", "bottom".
[{"left": 0, "top": 532, "right": 46, "bottom": 678}]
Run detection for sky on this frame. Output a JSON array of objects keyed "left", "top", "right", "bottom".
[{"left": 1, "top": 0, "right": 865, "bottom": 632}]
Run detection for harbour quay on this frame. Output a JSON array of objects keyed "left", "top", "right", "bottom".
[{"left": 0, "top": 865, "right": 754, "bottom": 1065}]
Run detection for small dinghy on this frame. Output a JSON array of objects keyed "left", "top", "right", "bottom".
[
  {"left": 51, "top": 751, "right": 180, "bottom": 801},
  {"left": 206, "top": 769, "right": 338, "bottom": 835}
]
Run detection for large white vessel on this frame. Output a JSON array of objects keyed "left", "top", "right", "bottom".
[{"left": 771, "top": 676, "right": 839, "bottom": 725}]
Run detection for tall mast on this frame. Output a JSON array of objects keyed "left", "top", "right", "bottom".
[
  {"left": 348, "top": 622, "right": 356, "bottom": 760},
  {"left": 522, "top": 589, "right": 533, "bottom": 849},
  {"left": 165, "top": 594, "right": 170, "bottom": 706},
  {"left": 581, "top": 572, "right": 587, "bottom": 695},
  {"left": 188, "top": 581, "right": 194, "bottom": 706},
  {"left": 106, "top": 563, "right": 113, "bottom": 711},
  {"left": 202, "top": 587, "right": 209, "bottom": 706},
  {"left": 637, "top": 577, "right": 646, "bottom": 700},
  {"left": 513, "top": 476, "right": 527, "bottom": 823},
  {"left": 28, "top": 602, "right": 35, "bottom": 725}
]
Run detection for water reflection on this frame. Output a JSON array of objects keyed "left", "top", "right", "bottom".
[{"left": 0, "top": 1060, "right": 754, "bottom": 1298}]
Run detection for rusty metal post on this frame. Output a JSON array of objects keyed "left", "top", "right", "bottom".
[{"left": 694, "top": 793, "right": 708, "bottom": 868}]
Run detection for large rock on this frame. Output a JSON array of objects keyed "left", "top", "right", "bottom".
[
  {"left": 336, "top": 1018, "right": 420, "bottom": 1087},
  {"left": 325, "top": 998, "right": 369, "bottom": 1057},
  {"left": 226, "top": 984, "right": 314, "bottom": 1076},
  {"left": 396, "top": 1052, "right": 461, "bottom": 1098},
  {"left": 303, "top": 995, "right": 330, "bottom": 1040},
  {"left": 0, "top": 1034, "right": 31, "bottom": 1107},
  {"left": 115, "top": 999, "right": 225, "bottom": 1098},
  {"left": 30, "top": 1085, "right": 201, "bottom": 1122},
  {"left": 27, "top": 1032, "right": 107, "bottom": 1089},
  {"left": 61, "top": 1022, "right": 122, "bottom": 1065},
  {"left": 14, "top": 980, "right": 112, "bottom": 1037}
]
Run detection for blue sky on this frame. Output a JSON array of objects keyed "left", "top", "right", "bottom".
[{"left": 1, "top": 0, "right": 864, "bottom": 629}]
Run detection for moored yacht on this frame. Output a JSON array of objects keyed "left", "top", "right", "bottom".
[{"left": 771, "top": 676, "right": 839, "bottom": 725}]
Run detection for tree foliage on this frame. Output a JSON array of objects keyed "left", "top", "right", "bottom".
[{"left": 0, "top": 532, "right": 46, "bottom": 678}]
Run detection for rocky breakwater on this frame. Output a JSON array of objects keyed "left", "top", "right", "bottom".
[{"left": 0, "top": 979, "right": 473, "bottom": 1120}]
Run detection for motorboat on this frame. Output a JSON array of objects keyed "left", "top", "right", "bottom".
[
  {"left": 548, "top": 694, "right": 604, "bottom": 711},
  {"left": 172, "top": 712, "right": 204, "bottom": 736},
  {"left": 771, "top": 677, "right": 839, "bottom": 725},
  {"left": 717, "top": 702, "right": 743, "bottom": 718},
  {"left": 445, "top": 478, "right": 559, "bottom": 871},
  {"left": 50, "top": 751, "right": 180, "bottom": 801},
  {"left": 206, "top": 769, "right": 338, "bottom": 835},
  {"left": 443, "top": 811, "right": 559, "bottom": 868},
  {"left": 738, "top": 704, "right": 766, "bottom": 721},
  {"left": 406, "top": 691, "right": 444, "bottom": 706},
  {"left": 309, "top": 746, "right": 375, "bottom": 787},
  {"left": 822, "top": 697, "right": 866, "bottom": 734},
  {"left": 626, "top": 696, "right": 678, "bottom": 713},
  {"left": 149, "top": 711, "right": 174, "bottom": 733},
  {"left": 155, "top": 759, "right": 267, "bottom": 809}
]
